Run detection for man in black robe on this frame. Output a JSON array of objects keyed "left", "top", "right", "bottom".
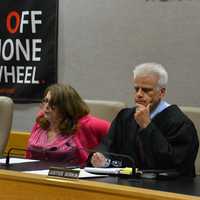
[{"left": 91, "top": 63, "right": 199, "bottom": 177}]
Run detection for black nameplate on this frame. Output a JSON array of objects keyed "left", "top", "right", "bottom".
[{"left": 48, "top": 167, "right": 80, "bottom": 179}]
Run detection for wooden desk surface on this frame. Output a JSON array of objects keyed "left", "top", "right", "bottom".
[
  {"left": 0, "top": 169, "right": 199, "bottom": 200},
  {"left": 3, "top": 132, "right": 200, "bottom": 200}
]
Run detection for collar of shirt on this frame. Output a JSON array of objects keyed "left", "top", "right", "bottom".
[{"left": 150, "top": 100, "right": 170, "bottom": 119}]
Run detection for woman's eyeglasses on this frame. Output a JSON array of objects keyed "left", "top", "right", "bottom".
[{"left": 41, "top": 98, "right": 56, "bottom": 110}]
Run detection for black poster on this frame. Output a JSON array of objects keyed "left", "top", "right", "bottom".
[{"left": 0, "top": 0, "right": 58, "bottom": 102}]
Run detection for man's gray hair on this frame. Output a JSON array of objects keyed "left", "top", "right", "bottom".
[{"left": 133, "top": 63, "right": 168, "bottom": 88}]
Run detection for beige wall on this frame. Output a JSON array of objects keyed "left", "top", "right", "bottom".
[{"left": 13, "top": 0, "right": 200, "bottom": 131}]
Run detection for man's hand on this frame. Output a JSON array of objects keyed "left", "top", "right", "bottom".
[
  {"left": 134, "top": 103, "right": 151, "bottom": 128},
  {"left": 91, "top": 152, "right": 107, "bottom": 167}
]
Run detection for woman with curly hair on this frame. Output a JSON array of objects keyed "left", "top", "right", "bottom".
[{"left": 26, "top": 84, "right": 110, "bottom": 165}]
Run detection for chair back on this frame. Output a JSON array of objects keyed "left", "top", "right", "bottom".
[
  {"left": 0, "top": 96, "right": 14, "bottom": 155},
  {"left": 180, "top": 106, "right": 200, "bottom": 175},
  {"left": 85, "top": 99, "right": 126, "bottom": 122}
]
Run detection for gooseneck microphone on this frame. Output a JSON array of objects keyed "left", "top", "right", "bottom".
[
  {"left": 65, "top": 142, "right": 136, "bottom": 176},
  {"left": 65, "top": 143, "right": 180, "bottom": 179},
  {"left": 5, "top": 145, "right": 136, "bottom": 176},
  {"left": 5, "top": 146, "right": 179, "bottom": 179},
  {"left": 5, "top": 147, "right": 28, "bottom": 166}
]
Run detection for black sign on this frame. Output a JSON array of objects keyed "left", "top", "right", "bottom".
[
  {"left": 0, "top": 0, "right": 58, "bottom": 102},
  {"left": 48, "top": 167, "right": 80, "bottom": 179}
]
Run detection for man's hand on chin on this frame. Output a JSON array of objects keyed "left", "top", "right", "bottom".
[{"left": 134, "top": 103, "right": 151, "bottom": 129}]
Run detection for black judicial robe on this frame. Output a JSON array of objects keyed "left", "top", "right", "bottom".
[{"left": 101, "top": 105, "right": 199, "bottom": 177}]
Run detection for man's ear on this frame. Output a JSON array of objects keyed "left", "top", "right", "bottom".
[{"left": 160, "top": 88, "right": 166, "bottom": 98}]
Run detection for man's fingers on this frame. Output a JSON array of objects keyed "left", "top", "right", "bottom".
[
  {"left": 93, "top": 152, "right": 103, "bottom": 159},
  {"left": 147, "top": 103, "right": 152, "bottom": 111},
  {"left": 91, "top": 152, "right": 106, "bottom": 167}
]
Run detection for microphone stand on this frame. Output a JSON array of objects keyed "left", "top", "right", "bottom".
[
  {"left": 102, "top": 151, "right": 136, "bottom": 176},
  {"left": 5, "top": 147, "right": 28, "bottom": 166},
  {"left": 65, "top": 143, "right": 136, "bottom": 176}
]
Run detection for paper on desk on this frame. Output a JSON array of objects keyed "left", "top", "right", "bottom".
[
  {"left": 0, "top": 157, "right": 39, "bottom": 164},
  {"left": 84, "top": 167, "right": 122, "bottom": 174},
  {"left": 78, "top": 169, "right": 108, "bottom": 178},
  {"left": 23, "top": 168, "right": 108, "bottom": 178},
  {"left": 23, "top": 169, "right": 49, "bottom": 175}
]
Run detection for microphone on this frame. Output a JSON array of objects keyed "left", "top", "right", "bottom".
[
  {"left": 65, "top": 142, "right": 136, "bottom": 176},
  {"left": 5, "top": 145, "right": 136, "bottom": 176},
  {"left": 65, "top": 143, "right": 179, "bottom": 179},
  {"left": 5, "top": 147, "right": 62, "bottom": 166},
  {"left": 5, "top": 147, "right": 29, "bottom": 166}
]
